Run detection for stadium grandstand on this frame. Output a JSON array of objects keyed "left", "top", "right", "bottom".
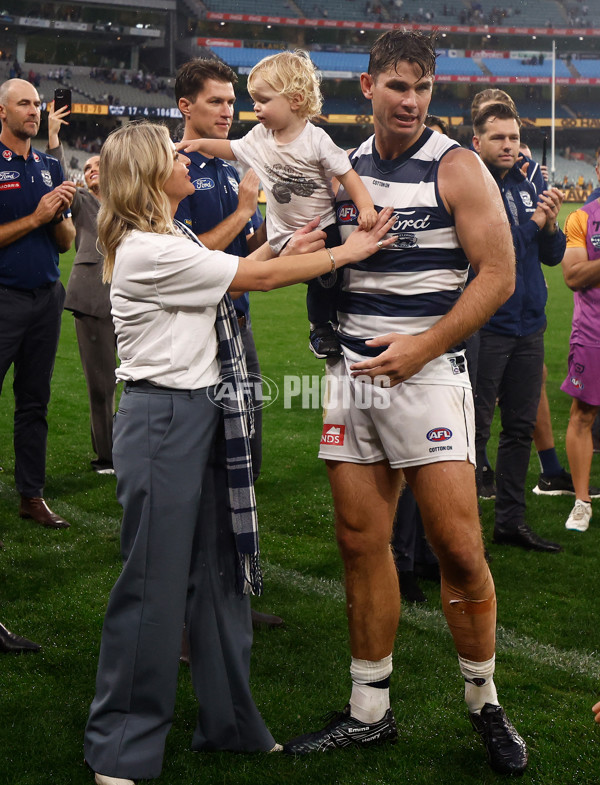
[{"left": 0, "top": 0, "right": 599, "bottom": 193}]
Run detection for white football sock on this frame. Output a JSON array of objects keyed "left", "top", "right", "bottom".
[
  {"left": 349, "top": 654, "right": 392, "bottom": 723},
  {"left": 458, "top": 654, "right": 499, "bottom": 714}
]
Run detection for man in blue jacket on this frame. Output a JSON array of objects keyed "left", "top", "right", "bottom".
[
  {"left": 0, "top": 78, "right": 75, "bottom": 529},
  {"left": 473, "top": 102, "right": 565, "bottom": 552}
]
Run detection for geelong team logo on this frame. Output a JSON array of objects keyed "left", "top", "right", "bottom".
[
  {"left": 520, "top": 191, "right": 533, "bottom": 208},
  {"left": 41, "top": 170, "right": 53, "bottom": 188},
  {"left": 193, "top": 177, "right": 215, "bottom": 190},
  {"left": 337, "top": 204, "right": 358, "bottom": 223},
  {"left": 0, "top": 171, "right": 19, "bottom": 181},
  {"left": 393, "top": 232, "right": 418, "bottom": 250},
  {"left": 426, "top": 427, "right": 452, "bottom": 442},
  {"left": 591, "top": 234, "right": 600, "bottom": 250}
]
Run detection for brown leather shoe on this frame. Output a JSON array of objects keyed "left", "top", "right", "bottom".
[
  {"left": 251, "top": 609, "right": 284, "bottom": 629},
  {"left": 19, "top": 496, "right": 70, "bottom": 529}
]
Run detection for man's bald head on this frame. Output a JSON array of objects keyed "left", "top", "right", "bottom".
[
  {"left": 0, "top": 78, "right": 41, "bottom": 145},
  {"left": 0, "top": 78, "right": 38, "bottom": 105}
]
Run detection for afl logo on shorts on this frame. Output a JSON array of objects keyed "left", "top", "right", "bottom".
[
  {"left": 193, "top": 177, "right": 215, "bottom": 190},
  {"left": 426, "top": 427, "right": 452, "bottom": 442},
  {"left": 321, "top": 424, "right": 345, "bottom": 446},
  {"left": 337, "top": 204, "right": 358, "bottom": 223}
]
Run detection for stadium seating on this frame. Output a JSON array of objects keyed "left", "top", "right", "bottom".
[
  {"left": 209, "top": 46, "right": 371, "bottom": 73},
  {"left": 66, "top": 75, "right": 174, "bottom": 108},
  {"left": 209, "top": 46, "right": 599, "bottom": 85},
  {"left": 481, "top": 57, "right": 573, "bottom": 78},
  {"left": 436, "top": 56, "right": 485, "bottom": 76},
  {"left": 296, "top": 0, "right": 382, "bottom": 21},
  {"left": 572, "top": 59, "right": 600, "bottom": 78},
  {"left": 21, "top": 63, "right": 175, "bottom": 109},
  {"left": 547, "top": 153, "right": 596, "bottom": 185},
  {"left": 202, "top": 0, "right": 301, "bottom": 16},
  {"left": 464, "top": 0, "right": 566, "bottom": 27},
  {"left": 200, "top": 0, "right": 589, "bottom": 27}
]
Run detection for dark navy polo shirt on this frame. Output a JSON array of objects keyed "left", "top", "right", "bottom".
[
  {"left": 0, "top": 141, "right": 67, "bottom": 289},
  {"left": 175, "top": 152, "right": 262, "bottom": 320}
]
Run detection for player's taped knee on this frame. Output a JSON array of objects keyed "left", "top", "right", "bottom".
[
  {"left": 441, "top": 569, "right": 496, "bottom": 660},
  {"left": 441, "top": 570, "right": 496, "bottom": 616}
]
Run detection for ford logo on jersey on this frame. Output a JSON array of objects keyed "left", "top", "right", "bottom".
[
  {"left": 0, "top": 170, "right": 19, "bottom": 182},
  {"left": 193, "top": 178, "right": 215, "bottom": 190},
  {"left": 426, "top": 427, "right": 452, "bottom": 442},
  {"left": 337, "top": 204, "right": 358, "bottom": 222}
]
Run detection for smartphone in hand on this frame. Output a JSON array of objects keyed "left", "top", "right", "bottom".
[{"left": 54, "top": 88, "right": 72, "bottom": 113}]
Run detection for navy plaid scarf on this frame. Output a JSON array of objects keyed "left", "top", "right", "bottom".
[{"left": 175, "top": 220, "right": 262, "bottom": 596}]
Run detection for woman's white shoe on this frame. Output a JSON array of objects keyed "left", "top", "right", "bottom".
[{"left": 94, "top": 774, "right": 135, "bottom": 785}]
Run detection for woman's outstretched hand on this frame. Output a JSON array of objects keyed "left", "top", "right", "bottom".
[{"left": 338, "top": 206, "right": 397, "bottom": 264}]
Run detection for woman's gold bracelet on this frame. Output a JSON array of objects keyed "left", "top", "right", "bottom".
[{"left": 325, "top": 247, "right": 336, "bottom": 274}]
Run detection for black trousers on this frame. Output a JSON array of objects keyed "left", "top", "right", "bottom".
[
  {"left": 474, "top": 327, "right": 545, "bottom": 529},
  {"left": 0, "top": 281, "right": 65, "bottom": 497},
  {"left": 392, "top": 484, "right": 438, "bottom": 572}
]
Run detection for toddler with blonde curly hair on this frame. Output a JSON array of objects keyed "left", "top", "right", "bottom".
[{"left": 180, "top": 49, "right": 377, "bottom": 358}]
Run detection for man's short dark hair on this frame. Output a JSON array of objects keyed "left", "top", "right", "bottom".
[
  {"left": 473, "top": 101, "right": 521, "bottom": 137},
  {"left": 175, "top": 58, "right": 237, "bottom": 104},
  {"left": 368, "top": 30, "right": 437, "bottom": 80},
  {"left": 425, "top": 114, "right": 448, "bottom": 135}
]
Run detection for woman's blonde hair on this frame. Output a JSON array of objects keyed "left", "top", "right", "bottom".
[
  {"left": 98, "top": 122, "right": 176, "bottom": 283},
  {"left": 247, "top": 50, "right": 323, "bottom": 120}
]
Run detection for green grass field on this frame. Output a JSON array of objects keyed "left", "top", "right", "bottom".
[{"left": 1, "top": 203, "right": 600, "bottom": 784}]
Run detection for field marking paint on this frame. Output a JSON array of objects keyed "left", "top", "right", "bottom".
[
  {"left": 3, "top": 479, "right": 597, "bottom": 680},
  {"left": 264, "top": 562, "right": 600, "bottom": 679}
]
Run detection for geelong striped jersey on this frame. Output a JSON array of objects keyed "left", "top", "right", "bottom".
[{"left": 335, "top": 126, "right": 471, "bottom": 388}]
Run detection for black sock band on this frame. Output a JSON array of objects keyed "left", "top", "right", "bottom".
[{"left": 365, "top": 676, "right": 391, "bottom": 689}]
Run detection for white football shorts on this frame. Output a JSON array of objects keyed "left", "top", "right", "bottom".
[{"left": 318, "top": 358, "right": 475, "bottom": 469}]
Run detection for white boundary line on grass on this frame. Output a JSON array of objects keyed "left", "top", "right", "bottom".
[
  {"left": 3, "top": 482, "right": 598, "bottom": 681},
  {"left": 264, "top": 562, "right": 600, "bottom": 680}
]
